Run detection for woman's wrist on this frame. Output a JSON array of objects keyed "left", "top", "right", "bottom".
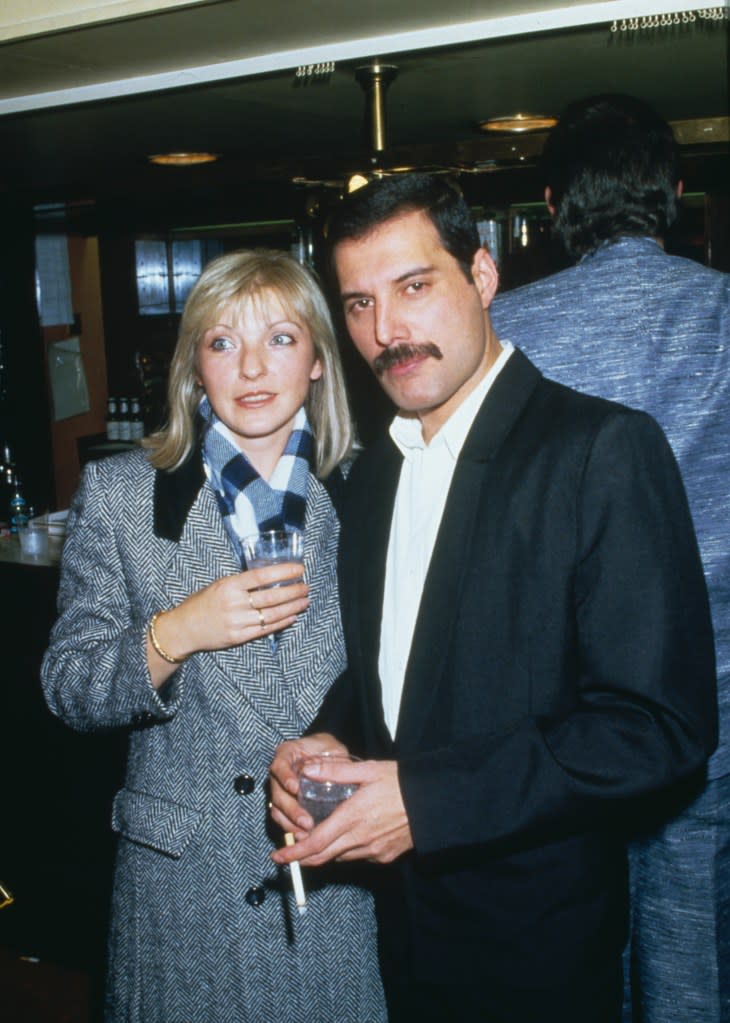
[{"left": 148, "top": 609, "right": 188, "bottom": 665}]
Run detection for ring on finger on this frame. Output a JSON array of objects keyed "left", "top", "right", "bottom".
[
  {"left": 247, "top": 591, "right": 257, "bottom": 611},
  {"left": 257, "top": 608, "right": 266, "bottom": 629}
]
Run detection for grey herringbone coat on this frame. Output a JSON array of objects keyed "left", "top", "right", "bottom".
[{"left": 41, "top": 448, "right": 386, "bottom": 1023}]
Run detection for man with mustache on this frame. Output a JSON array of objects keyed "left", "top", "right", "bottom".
[{"left": 270, "top": 173, "right": 717, "bottom": 1023}]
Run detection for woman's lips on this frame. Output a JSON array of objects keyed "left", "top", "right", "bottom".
[{"left": 235, "top": 391, "right": 275, "bottom": 407}]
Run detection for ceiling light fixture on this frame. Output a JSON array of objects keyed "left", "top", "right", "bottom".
[
  {"left": 347, "top": 173, "right": 370, "bottom": 193},
  {"left": 479, "top": 114, "right": 558, "bottom": 134},
  {"left": 355, "top": 59, "right": 398, "bottom": 153},
  {"left": 147, "top": 152, "right": 219, "bottom": 166}
]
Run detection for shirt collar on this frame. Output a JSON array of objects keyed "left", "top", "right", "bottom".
[{"left": 390, "top": 341, "right": 514, "bottom": 460}]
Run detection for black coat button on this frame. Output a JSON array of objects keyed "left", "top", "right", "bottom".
[
  {"left": 131, "top": 711, "right": 154, "bottom": 728},
  {"left": 233, "top": 774, "right": 255, "bottom": 796},
  {"left": 245, "top": 886, "right": 265, "bottom": 908}
]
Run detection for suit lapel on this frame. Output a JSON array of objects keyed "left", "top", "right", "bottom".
[
  {"left": 396, "top": 349, "right": 541, "bottom": 748},
  {"left": 356, "top": 439, "right": 402, "bottom": 745}
]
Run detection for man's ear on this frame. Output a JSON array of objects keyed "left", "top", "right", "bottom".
[
  {"left": 471, "top": 247, "right": 499, "bottom": 308},
  {"left": 544, "top": 186, "right": 556, "bottom": 217}
]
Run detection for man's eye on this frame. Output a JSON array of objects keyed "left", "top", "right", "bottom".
[
  {"left": 406, "top": 281, "right": 426, "bottom": 293},
  {"left": 347, "top": 298, "right": 372, "bottom": 314}
]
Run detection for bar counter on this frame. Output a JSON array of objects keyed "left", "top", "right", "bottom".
[{"left": 0, "top": 530, "right": 63, "bottom": 568}]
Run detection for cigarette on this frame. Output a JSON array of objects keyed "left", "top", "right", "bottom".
[{"left": 284, "top": 832, "right": 307, "bottom": 915}]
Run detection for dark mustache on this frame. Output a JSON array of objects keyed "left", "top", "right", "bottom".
[{"left": 373, "top": 343, "right": 443, "bottom": 375}]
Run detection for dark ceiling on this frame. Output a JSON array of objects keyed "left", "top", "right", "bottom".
[{"left": 0, "top": 4, "right": 727, "bottom": 230}]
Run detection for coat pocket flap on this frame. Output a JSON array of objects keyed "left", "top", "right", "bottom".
[{"left": 112, "top": 788, "right": 203, "bottom": 858}]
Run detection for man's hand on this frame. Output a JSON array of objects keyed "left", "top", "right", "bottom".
[
  {"left": 270, "top": 758, "right": 413, "bottom": 867},
  {"left": 269, "top": 733, "right": 348, "bottom": 836}
]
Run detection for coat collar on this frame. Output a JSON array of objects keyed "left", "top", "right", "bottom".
[
  {"left": 581, "top": 235, "right": 664, "bottom": 266},
  {"left": 153, "top": 445, "right": 206, "bottom": 542}
]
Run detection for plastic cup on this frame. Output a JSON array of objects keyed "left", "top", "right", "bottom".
[
  {"left": 242, "top": 529, "right": 304, "bottom": 585},
  {"left": 18, "top": 521, "right": 49, "bottom": 558},
  {"left": 296, "top": 752, "right": 361, "bottom": 824}
]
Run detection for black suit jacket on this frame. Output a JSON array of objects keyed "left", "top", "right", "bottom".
[{"left": 316, "top": 349, "right": 717, "bottom": 988}]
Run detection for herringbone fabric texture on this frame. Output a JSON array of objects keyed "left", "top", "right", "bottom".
[{"left": 41, "top": 449, "right": 386, "bottom": 1023}]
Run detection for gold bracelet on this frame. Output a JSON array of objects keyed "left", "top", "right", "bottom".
[{"left": 148, "top": 611, "right": 186, "bottom": 665}]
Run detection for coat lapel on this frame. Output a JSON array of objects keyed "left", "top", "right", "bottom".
[
  {"left": 162, "top": 482, "right": 239, "bottom": 605},
  {"left": 395, "top": 349, "right": 542, "bottom": 748}
]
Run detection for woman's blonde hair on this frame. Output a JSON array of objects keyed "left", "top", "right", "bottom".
[{"left": 144, "top": 248, "right": 353, "bottom": 477}]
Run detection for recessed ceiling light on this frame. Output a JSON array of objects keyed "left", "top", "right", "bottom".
[
  {"left": 147, "top": 152, "right": 219, "bottom": 166},
  {"left": 478, "top": 114, "right": 558, "bottom": 134}
]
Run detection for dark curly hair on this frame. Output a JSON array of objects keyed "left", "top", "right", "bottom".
[{"left": 541, "top": 94, "right": 681, "bottom": 260}]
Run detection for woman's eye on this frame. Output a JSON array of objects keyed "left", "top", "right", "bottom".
[
  {"left": 270, "top": 333, "right": 295, "bottom": 346},
  {"left": 210, "top": 335, "right": 234, "bottom": 351}
]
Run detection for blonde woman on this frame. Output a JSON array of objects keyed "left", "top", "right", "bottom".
[{"left": 42, "top": 250, "right": 385, "bottom": 1023}]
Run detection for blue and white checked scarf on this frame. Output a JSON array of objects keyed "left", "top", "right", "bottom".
[{"left": 200, "top": 396, "right": 312, "bottom": 566}]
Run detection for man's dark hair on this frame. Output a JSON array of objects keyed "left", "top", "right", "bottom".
[
  {"left": 541, "top": 93, "right": 681, "bottom": 259},
  {"left": 326, "top": 173, "right": 481, "bottom": 280}
]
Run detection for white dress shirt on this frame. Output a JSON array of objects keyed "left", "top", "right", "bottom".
[{"left": 379, "top": 342, "right": 514, "bottom": 737}]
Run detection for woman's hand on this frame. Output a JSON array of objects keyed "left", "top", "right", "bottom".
[{"left": 147, "top": 562, "right": 309, "bottom": 687}]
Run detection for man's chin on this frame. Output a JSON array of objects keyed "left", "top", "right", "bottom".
[{"left": 384, "top": 389, "right": 434, "bottom": 417}]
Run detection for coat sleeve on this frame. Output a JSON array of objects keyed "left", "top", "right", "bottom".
[
  {"left": 41, "top": 459, "right": 182, "bottom": 732},
  {"left": 399, "top": 410, "right": 718, "bottom": 856}
]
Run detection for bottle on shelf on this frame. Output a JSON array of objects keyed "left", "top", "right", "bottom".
[
  {"left": 117, "top": 397, "right": 132, "bottom": 442},
  {"left": 9, "top": 473, "right": 29, "bottom": 534},
  {"left": 0, "top": 444, "right": 12, "bottom": 530},
  {"left": 130, "top": 398, "right": 145, "bottom": 442},
  {"left": 2, "top": 442, "right": 15, "bottom": 487},
  {"left": 106, "top": 397, "right": 120, "bottom": 441}
]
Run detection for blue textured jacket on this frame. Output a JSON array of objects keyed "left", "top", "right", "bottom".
[{"left": 492, "top": 236, "right": 730, "bottom": 779}]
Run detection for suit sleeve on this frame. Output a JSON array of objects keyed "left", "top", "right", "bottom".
[
  {"left": 306, "top": 668, "right": 365, "bottom": 752},
  {"left": 399, "top": 410, "right": 718, "bottom": 855},
  {"left": 307, "top": 459, "right": 370, "bottom": 755},
  {"left": 41, "top": 460, "right": 181, "bottom": 732}
]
